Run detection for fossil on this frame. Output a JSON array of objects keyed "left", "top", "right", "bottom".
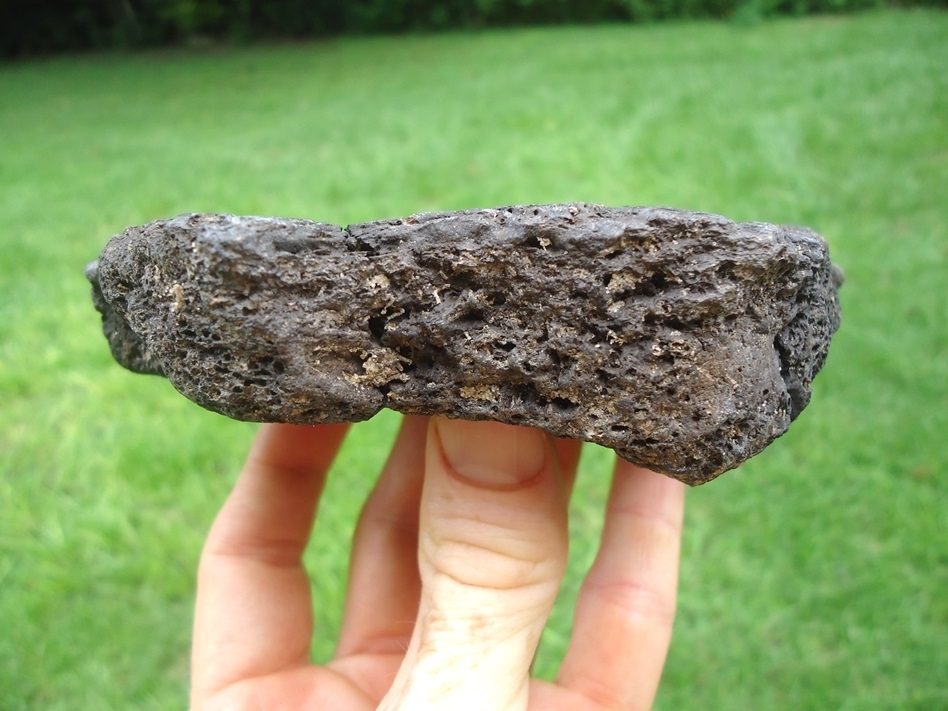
[{"left": 87, "top": 204, "right": 842, "bottom": 484}]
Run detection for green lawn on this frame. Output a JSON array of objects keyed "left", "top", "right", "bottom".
[{"left": 1, "top": 9, "right": 946, "bottom": 709}]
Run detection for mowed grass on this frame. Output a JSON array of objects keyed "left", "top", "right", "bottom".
[{"left": 1, "top": 9, "right": 946, "bottom": 709}]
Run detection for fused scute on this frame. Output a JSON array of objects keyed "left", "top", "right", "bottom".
[{"left": 88, "top": 204, "right": 842, "bottom": 485}]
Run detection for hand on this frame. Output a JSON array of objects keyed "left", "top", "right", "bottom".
[{"left": 190, "top": 416, "right": 684, "bottom": 710}]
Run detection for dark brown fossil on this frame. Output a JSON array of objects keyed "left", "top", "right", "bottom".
[{"left": 87, "top": 204, "right": 842, "bottom": 484}]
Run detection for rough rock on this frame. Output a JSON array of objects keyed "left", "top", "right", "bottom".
[{"left": 87, "top": 204, "right": 842, "bottom": 485}]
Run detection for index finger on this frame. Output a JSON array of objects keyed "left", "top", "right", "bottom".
[
  {"left": 190, "top": 423, "right": 349, "bottom": 702},
  {"left": 556, "top": 460, "right": 685, "bottom": 711}
]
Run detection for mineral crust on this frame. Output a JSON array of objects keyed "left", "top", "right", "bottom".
[{"left": 87, "top": 204, "right": 842, "bottom": 484}]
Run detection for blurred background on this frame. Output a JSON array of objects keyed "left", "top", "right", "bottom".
[{"left": 1, "top": 2, "right": 945, "bottom": 709}]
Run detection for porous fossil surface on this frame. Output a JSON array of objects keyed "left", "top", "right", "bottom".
[{"left": 87, "top": 204, "right": 842, "bottom": 484}]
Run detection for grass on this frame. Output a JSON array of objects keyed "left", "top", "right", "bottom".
[{"left": 1, "top": 8, "right": 946, "bottom": 709}]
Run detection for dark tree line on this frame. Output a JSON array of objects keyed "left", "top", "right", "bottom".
[{"left": 3, "top": 0, "right": 942, "bottom": 58}]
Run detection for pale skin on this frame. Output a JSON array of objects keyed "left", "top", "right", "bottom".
[{"left": 190, "top": 415, "right": 685, "bottom": 711}]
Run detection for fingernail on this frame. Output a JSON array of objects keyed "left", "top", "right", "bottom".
[{"left": 434, "top": 417, "right": 547, "bottom": 488}]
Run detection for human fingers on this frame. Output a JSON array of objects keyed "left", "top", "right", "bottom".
[
  {"left": 335, "top": 416, "right": 427, "bottom": 662},
  {"left": 190, "top": 422, "right": 349, "bottom": 706},
  {"left": 556, "top": 460, "right": 685, "bottom": 711},
  {"left": 553, "top": 438, "right": 583, "bottom": 497},
  {"left": 379, "top": 418, "right": 569, "bottom": 711}
]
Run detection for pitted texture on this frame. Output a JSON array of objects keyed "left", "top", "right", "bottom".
[{"left": 88, "top": 204, "right": 842, "bottom": 484}]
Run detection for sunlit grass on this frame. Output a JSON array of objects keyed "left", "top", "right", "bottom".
[{"left": 1, "top": 9, "right": 946, "bottom": 709}]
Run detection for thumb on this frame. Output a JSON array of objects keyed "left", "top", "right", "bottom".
[{"left": 379, "top": 417, "right": 569, "bottom": 711}]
